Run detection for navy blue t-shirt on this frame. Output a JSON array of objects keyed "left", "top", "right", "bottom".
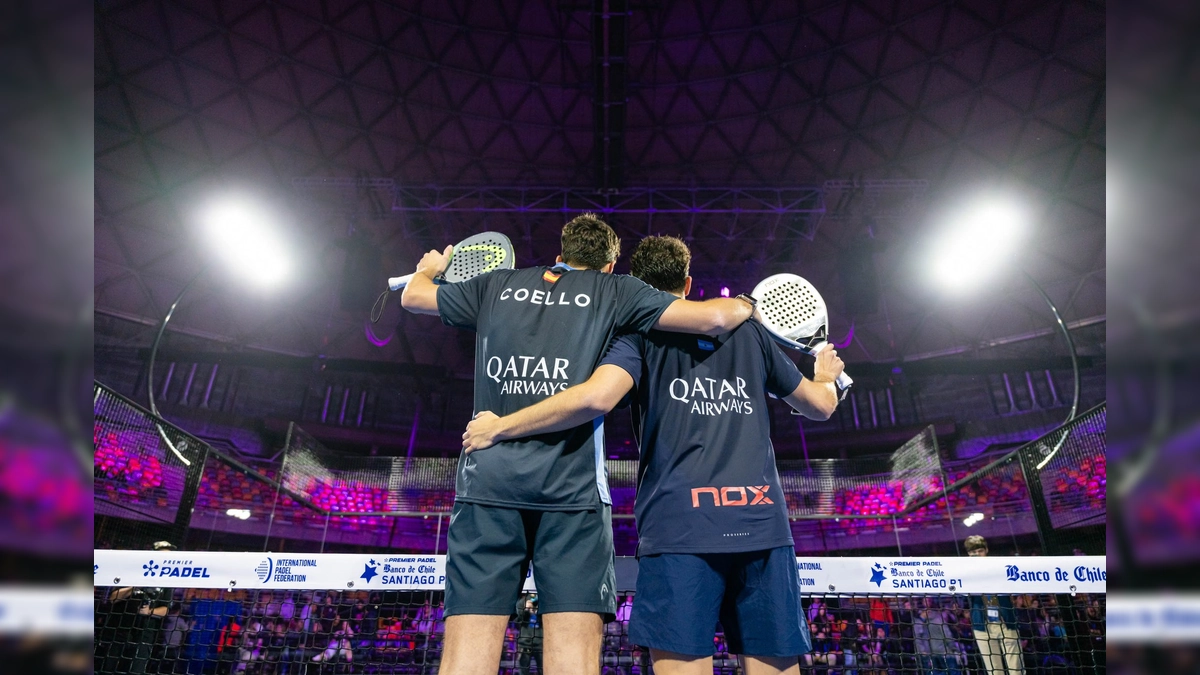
[
  {"left": 600, "top": 320, "right": 801, "bottom": 554},
  {"left": 437, "top": 265, "right": 675, "bottom": 510}
]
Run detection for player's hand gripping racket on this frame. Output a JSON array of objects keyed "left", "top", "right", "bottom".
[
  {"left": 388, "top": 232, "right": 515, "bottom": 290},
  {"left": 751, "top": 273, "right": 854, "bottom": 396}
]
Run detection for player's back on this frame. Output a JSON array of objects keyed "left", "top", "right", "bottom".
[
  {"left": 437, "top": 265, "right": 674, "bottom": 510},
  {"left": 613, "top": 321, "right": 798, "bottom": 554}
]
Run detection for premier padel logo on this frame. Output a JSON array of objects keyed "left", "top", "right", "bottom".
[
  {"left": 690, "top": 485, "right": 774, "bottom": 507},
  {"left": 669, "top": 377, "right": 753, "bottom": 416},
  {"left": 143, "top": 561, "right": 160, "bottom": 577}
]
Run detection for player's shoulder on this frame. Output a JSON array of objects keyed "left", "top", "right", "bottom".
[
  {"left": 731, "top": 317, "right": 772, "bottom": 344},
  {"left": 602, "top": 271, "right": 659, "bottom": 292}
]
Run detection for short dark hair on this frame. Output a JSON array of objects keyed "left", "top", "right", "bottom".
[
  {"left": 964, "top": 535, "right": 988, "bottom": 552},
  {"left": 629, "top": 235, "right": 690, "bottom": 293},
  {"left": 561, "top": 213, "right": 620, "bottom": 270}
]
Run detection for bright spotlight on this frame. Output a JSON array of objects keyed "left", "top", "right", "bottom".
[
  {"left": 201, "top": 196, "right": 291, "bottom": 287},
  {"left": 930, "top": 197, "right": 1027, "bottom": 291},
  {"left": 963, "top": 512, "right": 985, "bottom": 527},
  {"left": 720, "top": 286, "right": 730, "bottom": 297},
  {"left": 226, "top": 508, "right": 251, "bottom": 520}
]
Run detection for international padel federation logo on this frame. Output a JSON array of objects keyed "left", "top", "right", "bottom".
[{"left": 256, "top": 558, "right": 273, "bottom": 583}]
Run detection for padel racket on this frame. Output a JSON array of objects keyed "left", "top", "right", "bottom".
[
  {"left": 388, "top": 231, "right": 515, "bottom": 290},
  {"left": 751, "top": 273, "right": 854, "bottom": 395}
]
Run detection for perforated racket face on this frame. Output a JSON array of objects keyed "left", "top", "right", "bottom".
[
  {"left": 442, "top": 232, "right": 515, "bottom": 283},
  {"left": 751, "top": 273, "right": 828, "bottom": 345}
]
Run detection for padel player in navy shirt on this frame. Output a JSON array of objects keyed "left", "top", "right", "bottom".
[
  {"left": 401, "top": 217, "right": 757, "bottom": 675},
  {"left": 464, "top": 235, "right": 843, "bottom": 675}
]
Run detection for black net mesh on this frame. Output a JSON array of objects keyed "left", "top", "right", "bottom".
[
  {"left": 1028, "top": 408, "right": 1107, "bottom": 554},
  {"left": 94, "top": 384, "right": 209, "bottom": 550},
  {"left": 94, "top": 383, "right": 1106, "bottom": 560},
  {"left": 93, "top": 581, "right": 1106, "bottom": 675}
]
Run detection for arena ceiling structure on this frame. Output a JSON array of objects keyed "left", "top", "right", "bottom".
[{"left": 95, "top": 0, "right": 1105, "bottom": 389}]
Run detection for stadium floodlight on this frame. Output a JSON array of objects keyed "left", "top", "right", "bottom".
[
  {"left": 226, "top": 509, "right": 251, "bottom": 520},
  {"left": 200, "top": 195, "right": 291, "bottom": 288},
  {"left": 963, "top": 512, "right": 985, "bottom": 527},
  {"left": 146, "top": 193, "right": 293, "bottom": 466},
  {"left": 925, "top": 190, "right": 1079, "bottom": 476},
  {"left": 929, "top": 197, "right": 1026, "bottom": 291}
]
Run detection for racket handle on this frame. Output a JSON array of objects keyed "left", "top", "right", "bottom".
[
  {"left": 835, "top": 370, "right": 854, "bottom": 392},
  {"left": 388, "top": 273, "right": 415, "bottom": 291},
  {"left": 812, "top": 342, "right": 853, "bottom": 395}
]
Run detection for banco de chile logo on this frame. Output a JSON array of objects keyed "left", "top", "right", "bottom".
[
  {"left": 869, "top": 563, "right": 887, "bottom": 587},
  {"left": 360, "top": 559, "right": 379, "bottom": 583},
  {"left": 256, "top": 558, "right": 274, "bottom": 584},
  {"left": 143, "top": 561, "right": 160, "bottom": 577}
]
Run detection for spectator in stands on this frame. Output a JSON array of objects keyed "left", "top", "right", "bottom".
[
  {"left": 297, "top": 592, "right": 317, "bottom": 631},
  {"left": 615, "top": 594, "right": 633, "bottom": 626},
  {"left": 897, "top": 600, "right": 917, "bottom": 659},
  {"left": 964, "top": 535, "right": 1024, "bottom": 675},
  {"left": 283, "top": 617, "right": 306, "bottom": 672},
  {"left": 869, "top": 597, "right": 893, "bottom": 637},
  {"left": 100, "top": 540, "right": 176, "bottom": 675},
  {"left": 415, "top": 598, "right": 438, "bottom": 635},
  {"left": 864, "top": 626, "right": 887, "bottom": 675},
  {"left": 914, "top": 603, "right": 960, "bottom": 675},
  {"left": 265, "top": 619, "right": 288, "bottom": 671},
  {"left": 319, "top": 592, "right": 339, "bottom": 623},
  {"left": 236, "top": 617, "right": 265, "bottom": 672},
  {"left": 803, "top": 624, "right": 838, "bottom": 670},
  {"left": 159, "top": 603, "right": 189, "bottom": 674},
  {"left": 840, "top": 616, "right": 866, "bottom": 675},
  {"left": 811, "top": 603, "right": 834, "bottom": 639},
  {"left": 312, "top": 618, "right": 355, "bottom": 663},
  {"left": 515, "top": 593, "right": 544, "bottom": 675},
  {"left": 807, "top": 599, "right": 827, "bottom": 624}
]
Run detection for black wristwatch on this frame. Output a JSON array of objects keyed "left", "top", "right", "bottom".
[{"left": 734, "top": 293, "right": 757, "bottom": 310}]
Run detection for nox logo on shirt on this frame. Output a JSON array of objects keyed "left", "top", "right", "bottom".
[
  {"left": 668, "top": 376, "right": 754, "bottom": 416},
  {"left": 486, "top": 354, "right": 572, "bottom": 396},
  {"left": 690, "top": 485, "right": 775, "bottom": 507}
]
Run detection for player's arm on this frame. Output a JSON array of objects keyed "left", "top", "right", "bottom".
[
  {"left": 462, "top": 365, "right": 634, "bottom": 452},
  {"left": 783, "top": 346, "right": 844, "bottom": 420},
  {"left": 653, "top": 296, "right": 754, "bottom": 335},
  {"left": 399, "top": 245, "right": 453, "bottom": 315}
]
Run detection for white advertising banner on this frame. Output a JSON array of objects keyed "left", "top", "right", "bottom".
[
  {"left": 96, "top": 550, "right": 1105, "bottom": 595},
  {"left": 94, "top": 550, "right": 448, "bottom": 592},
  {"left": 1107, "top": 593, "right": 1200, "bottom": 643},
  {"left": 0, "top": 587, "right": 94, "bottom": 636},
  {"left": 792, "top": 556, "right": 1106, "bottom": 595}
]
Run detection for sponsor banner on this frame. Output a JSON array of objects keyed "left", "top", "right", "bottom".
[
  {"left": 94, "top": 550, "right": 447, "bottom": 591},
  {"left": 95, "top": 551, "right": 1105, "bottom": 595},
  {"left": 1108, "top": 593, "right": 1200, "bottom": 643},
  {"left": 0, "top": 587, "right": 93, "bottom": 636},
  {"left": 792, "top": 556, "right": 1106, "bottom": 595}
]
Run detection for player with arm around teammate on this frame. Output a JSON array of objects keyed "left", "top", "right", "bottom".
[
  {"left": 463, "top": 235, "right": 844, "bottom": 675},
  {"left": 399, "top": 216, "right": 757, "bottom": 675}
]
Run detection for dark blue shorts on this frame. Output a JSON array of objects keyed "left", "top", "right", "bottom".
[{"left": 628, "top": 546, "right": 811, "bottom": 658}]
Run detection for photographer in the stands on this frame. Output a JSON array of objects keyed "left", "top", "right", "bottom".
[{"left": 99, "top": 540, "right": 176, "bottom": 674}]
